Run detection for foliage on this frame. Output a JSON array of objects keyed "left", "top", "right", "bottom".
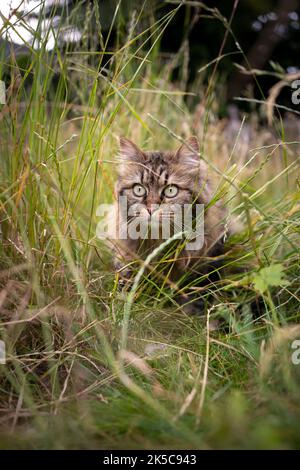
[{"left": 0, "top": 0, "right": 299, "bottom": 449}]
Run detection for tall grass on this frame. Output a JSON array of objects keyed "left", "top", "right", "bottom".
[{"left": 0, "top": 1, "right": 300, "bottom": 449}]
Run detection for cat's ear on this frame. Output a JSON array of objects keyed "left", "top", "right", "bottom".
[
  {"left": 119, "top": 137, "right": 145, "bottom": 162},
  {"left": 174, "top": 136, "right": 200, "bottom": 163}
]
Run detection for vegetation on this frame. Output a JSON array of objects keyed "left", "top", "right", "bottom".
[{"left": 0, "top": 1, "right": 299, "bottom": 449}]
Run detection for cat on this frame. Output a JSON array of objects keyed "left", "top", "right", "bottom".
[{"left": 106, "top": 136, "right": 234, "bottom": 313}]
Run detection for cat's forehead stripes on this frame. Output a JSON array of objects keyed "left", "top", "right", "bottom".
[{"left": 139, "top": 152, "right": 170, "bottom": 186}]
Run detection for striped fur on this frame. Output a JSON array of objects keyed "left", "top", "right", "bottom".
[{"left": 110, "top": 137, "right": 229, "bottom": 284}]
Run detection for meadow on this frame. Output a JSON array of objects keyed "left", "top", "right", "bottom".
[{"left": 0, "top": 1, "right": 300, "bottom": 449}]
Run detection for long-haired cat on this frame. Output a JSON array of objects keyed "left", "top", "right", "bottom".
[{"left": 107, "top": 136, "right": 234, "bottom": 313}]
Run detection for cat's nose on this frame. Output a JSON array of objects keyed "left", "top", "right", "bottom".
[
  {"left": 146, "top": 203, "right": 158, "bottom": 215},
  {"left": 147, "top": 206, "right": 154, "bottom": 215},
  {"left": 146, "top": 197, "right": 160, "bottom": 215}
]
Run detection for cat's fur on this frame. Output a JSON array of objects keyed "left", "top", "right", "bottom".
[{"left": 107, "top": 136, "right": 233, "bottom": 310}]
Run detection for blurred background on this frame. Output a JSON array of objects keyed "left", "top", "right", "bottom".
[{"left": 1, "top": 0, "right": 300, "bottom": 110}]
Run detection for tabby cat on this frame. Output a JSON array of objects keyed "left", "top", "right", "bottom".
[{"left": 107, "top": 136, "right": 232, "bottom": 313}]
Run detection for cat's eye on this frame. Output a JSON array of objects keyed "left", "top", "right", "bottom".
[
  {"left": 132, "top": 184, "right": 147, "bottom": 197},
  {"left": 164, "top": 185, "right": 179, "bottom": 198}
]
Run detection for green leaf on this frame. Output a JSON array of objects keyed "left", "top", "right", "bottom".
[{"left": 253, "top": 264, "right": 289, "bottom": 294}]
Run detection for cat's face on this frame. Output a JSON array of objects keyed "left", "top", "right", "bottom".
[{"left": 115, "top": 137, "right": 210, "bottom": 227}]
